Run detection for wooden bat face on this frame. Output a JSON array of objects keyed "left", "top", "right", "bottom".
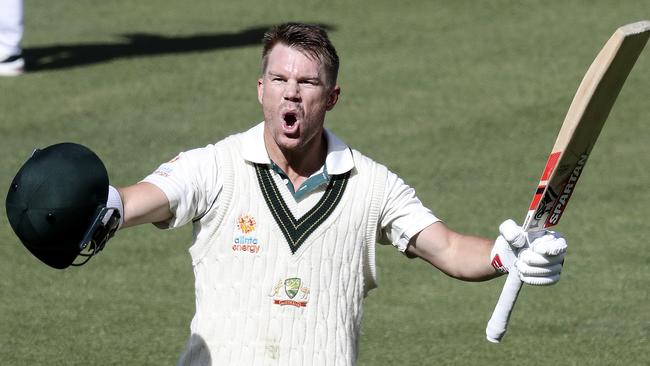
[{"left": 522, "top": 21, "right": 650, "bottom": 233}]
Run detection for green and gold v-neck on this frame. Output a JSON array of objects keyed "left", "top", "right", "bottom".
[{"left": 255, "top": 163, "right": 350, "bottom": 254}]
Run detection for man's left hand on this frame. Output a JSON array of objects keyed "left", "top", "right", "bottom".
[{"left": 491, "top": 219, "right": 568, "bottom": 286}]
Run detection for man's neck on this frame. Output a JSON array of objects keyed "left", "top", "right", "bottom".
[{"left": 265, "top": 133, "right": 328, "bottom": 189}]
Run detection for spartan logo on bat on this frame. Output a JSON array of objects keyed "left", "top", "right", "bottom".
[
  {"left": 547, "top": 154, "right": 589, "bottom": 225},
  {"left": 533, "top": 187, "right": 558, "bottom": 222}
]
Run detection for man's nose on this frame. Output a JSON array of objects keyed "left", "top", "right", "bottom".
[{"left": 283, "top": 80, "right": 300, "bottom": 101}]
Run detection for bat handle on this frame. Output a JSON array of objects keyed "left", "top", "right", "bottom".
[{"left": 485, "top": 267, "right": 524, "bottom": 343}]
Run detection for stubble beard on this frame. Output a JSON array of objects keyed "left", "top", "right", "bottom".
[{"left": 264, "top": 119, "right": 326, "bottom": 172}]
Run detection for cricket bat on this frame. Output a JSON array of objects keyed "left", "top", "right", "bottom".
[{"left": 485, "top": 20, "right": 650, "bottom": 343}]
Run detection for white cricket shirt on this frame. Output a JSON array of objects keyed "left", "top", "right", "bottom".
[{"left": 142, "top": 123, "right": 439, "bottom": 365}]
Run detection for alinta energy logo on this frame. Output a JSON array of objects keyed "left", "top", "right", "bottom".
[{"left": 232, "top": 214, "right": 261, "bottom": 253}]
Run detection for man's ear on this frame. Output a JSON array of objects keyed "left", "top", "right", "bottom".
[
  {"left": 326, "top": 85, "right": 341, "bottom": 111},
  {"left": 257, "top": 78, "right": 264, "bottom": 105}
]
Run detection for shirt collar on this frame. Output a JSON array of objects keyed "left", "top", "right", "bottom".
[{"left": 241, "top": 122, "right": 354, "bottom": 175}]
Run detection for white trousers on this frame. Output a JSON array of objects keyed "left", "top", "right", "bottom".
[{"left": 0, "top": 0, "right": 23, "bottom": 56}]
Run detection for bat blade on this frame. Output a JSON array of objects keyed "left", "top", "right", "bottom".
[
  {"left": 524, "top": 20, "right": 650, "bottom": 232},
  {"left": 486, "top": 20, "right": 650, "bottom": 343}
]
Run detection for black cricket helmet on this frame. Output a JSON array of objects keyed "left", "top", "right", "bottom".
[{"left": 6, "top": 143, "right": 120, "bottom": 269}]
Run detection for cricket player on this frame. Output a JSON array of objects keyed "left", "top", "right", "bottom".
[
  {"left": 0, "top": 0, "right": 25, "bottom": 76},
  {"left": 7, "top": 23, "right": 567, "bottom": 365}
]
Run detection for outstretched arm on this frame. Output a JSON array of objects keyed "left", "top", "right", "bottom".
[
  {"left": 407, "top": 220, "right": 567, "bottom": 285},
  {"left": 115, "top": 182, "right": 172, "bottom": 228},
  {"left": 406, "top": 222, "right": 500, "bottom": 281}
]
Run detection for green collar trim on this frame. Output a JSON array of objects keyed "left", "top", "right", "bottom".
[
  {"left": 269, "top": 162, "right": 330, "bottom": 200},
  {"left": 255, "top": 164, "right": 349, "bottom": 254}
]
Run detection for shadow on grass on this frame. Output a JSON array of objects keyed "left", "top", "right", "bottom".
[{"left": 23, "top": 24, "right": 335, "bottom": 72}]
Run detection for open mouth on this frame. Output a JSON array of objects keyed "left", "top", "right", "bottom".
[{"left": 283, "top": 111, "right": 298, "bottom": 127}]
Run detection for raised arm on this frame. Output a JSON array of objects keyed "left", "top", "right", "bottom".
[
  {"left": 406, "top": 222, "right": 499, "bottom": 281},
  {"left": 406, "top": 220, "right": 567, "bottom": 285}
]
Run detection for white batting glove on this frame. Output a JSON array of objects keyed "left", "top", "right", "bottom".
[{"left": 490, "top": 219, "right": 567, "bottom": 286}]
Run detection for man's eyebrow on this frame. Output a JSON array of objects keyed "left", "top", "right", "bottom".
[
  {"left": 300, "top": 77, "right": 322, "bottom": 84},
  {"left": 266, "top": 71, "right": 321, "bottom": 81}
]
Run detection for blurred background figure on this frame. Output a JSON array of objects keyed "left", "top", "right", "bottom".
[{"left": 0, "top": 0, "right": 24, "bottom": 76}]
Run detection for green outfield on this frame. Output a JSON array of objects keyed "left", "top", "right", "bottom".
[{"left": 1, "top": 1, "right": 649, "bottom": 364}]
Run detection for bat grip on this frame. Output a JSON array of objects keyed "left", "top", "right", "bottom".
[{"left": 485, "top": 267, "right": 524, "bottom": 343}]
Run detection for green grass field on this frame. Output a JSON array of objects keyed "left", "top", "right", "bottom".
[{"left": 1, "top": 1, "right": 649, "bottom": 365}]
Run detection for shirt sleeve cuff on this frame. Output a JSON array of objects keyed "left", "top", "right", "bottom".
[
  {"left": 140, "top": 176, "right": 181, "bottom": 229},
  {"left": 395, "top": 215, "right": 441, "bottom": 252}
]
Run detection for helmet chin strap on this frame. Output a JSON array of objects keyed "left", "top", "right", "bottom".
[{"left": 72, "top": 207, "right": 121, "bottom": 267}]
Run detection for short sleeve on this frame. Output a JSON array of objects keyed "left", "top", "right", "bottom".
[
  {"left": 378, "top": 170, "right": 440, "bottom": 252},
  {"left": 141, "top": 146, "right": 222, "bottom": 229}
]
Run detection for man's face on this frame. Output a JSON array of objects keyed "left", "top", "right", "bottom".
[{"left": 258, "top": 44, "right": 340, "bottom": 155}]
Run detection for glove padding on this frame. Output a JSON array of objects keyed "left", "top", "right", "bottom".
[{"left": 490, "top": 219, "right": 567, "bottom": 286}]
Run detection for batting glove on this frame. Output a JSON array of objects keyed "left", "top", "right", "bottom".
[{"left": 490, "top": 219, "right": 567, "bottom": 286}]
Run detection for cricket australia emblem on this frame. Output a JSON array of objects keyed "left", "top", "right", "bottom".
[
  {"left": 270, "top": 277, "right": 310, "bottom": 307},
  {"left": 232, "top": 214, "right": 261, "bottom": 253}
]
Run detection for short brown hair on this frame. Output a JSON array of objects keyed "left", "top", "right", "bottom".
[{"left": 261, "top": 23, "right": 339, "bottom": 86}]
